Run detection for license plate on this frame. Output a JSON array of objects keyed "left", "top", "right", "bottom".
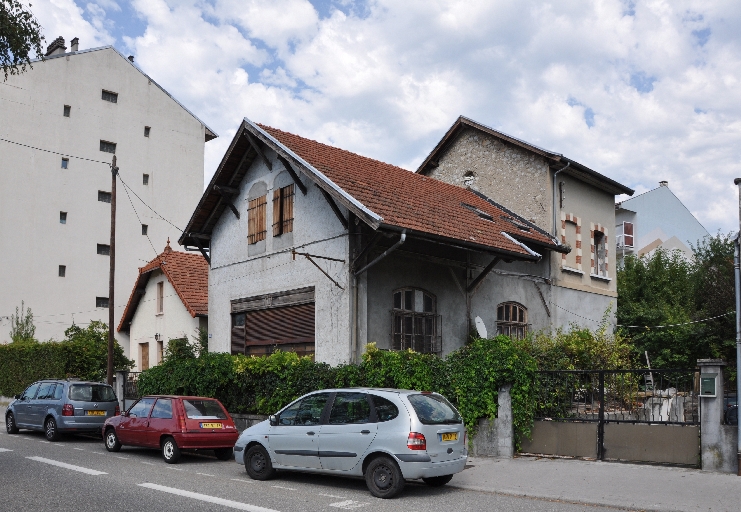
[
  {"left": 200, "top": 422, "right": 222, "bottom": 429},
  {"left": 86, "top": 410, "right": 106, "bottom": 416},
  {"left": 440, "top": 432, "right": 458, "bottom": 442}
]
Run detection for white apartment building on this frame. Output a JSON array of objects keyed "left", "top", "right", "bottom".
[{"left": 0, "top": 36, "right": 216, "bottom": 354}]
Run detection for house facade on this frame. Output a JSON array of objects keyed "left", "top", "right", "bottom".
[
  {"left": 615, "top": 181, "right": 709, "bottom": 263},
  {"left": 181, "top": 119, "right": 580, "bottom": 365},
  {"left": 117, "top": 242, "right": 208, "bottom": 370},
  {"left": 416, "top": 117, "right": 634, "bottom": 328},
  {"left": 0, "top": 36, "right": 216, "bottom": 347}
]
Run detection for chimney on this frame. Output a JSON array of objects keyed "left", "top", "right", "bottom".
[
  {"left": 659, "top": 181, "right": 668, "bottom": 187},
  {"left": 70, "top": 37, "right": 79, "bottom": 52},
  {"left": 44, "top": 36, "right": 67, "bottom": 57},
  {"left": 128, "top": 55, "right": 134, "bottom": 63}
]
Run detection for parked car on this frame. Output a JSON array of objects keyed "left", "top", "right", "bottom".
[
  {"left": 5, "top": 379, "right": 119, "bottom": 441},
  {"left": 233, "top": 388, "right": 467, "bottom": 498},
  {"left": 103, "top": 395, "right": 239, "bottom": 463}
]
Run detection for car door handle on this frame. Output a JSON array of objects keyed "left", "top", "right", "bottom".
[
  {"left": 361, "top": 430, "right": 371, "bottom": 434},
  {"left": 306, "top": 431, "right": 315, "bottom": 436}
]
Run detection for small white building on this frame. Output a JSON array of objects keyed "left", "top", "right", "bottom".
[
  {"left": 615, "top": 181, "right": 709, "bottom": 263},
  {"left": 117, "top": 241, "right": 208, "bottom": 370},
  {"left": 0, "top": 36, "right": 216, "bottom": 348}
]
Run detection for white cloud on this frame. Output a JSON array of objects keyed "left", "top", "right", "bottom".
[{"left": 32, "top": 0, "right": 115, "bottom": 49}]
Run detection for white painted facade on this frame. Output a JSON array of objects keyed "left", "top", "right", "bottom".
[
  {"left": 0, "top": 43, "right": 214, "bottom": 349},
  {"left": 129, "top": 268, "right": 205, "bottom": 371}
]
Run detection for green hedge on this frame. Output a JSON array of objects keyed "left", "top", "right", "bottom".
[
  {"left": 137, "top": 336, "right": 537, "bottom": 444},
  {"left": 0, "top": 321, "right": 133, "bottom": 397}
]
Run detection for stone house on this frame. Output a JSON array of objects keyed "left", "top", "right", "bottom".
[
  {"left": 179, "top": 119, "right": 578, "bottom": 365},
  {"left": 416, "top": 116, "right": 634, "bottom": 329},
  {"left": 117, "top": 241, "right": 208, "bottom": 370}
]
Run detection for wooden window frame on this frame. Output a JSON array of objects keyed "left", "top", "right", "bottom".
[
  {"left": 248, "top": 195, "right": 267, "bottom": 244},
  {"left": 391, "top": 287, "right": 440, "bottom": 355},
  {"left": 273, "top": 184, "right": 295, "bottom": 237},
  {"left": 156, "top": 281, "right": 164, "bottom": 314},
  {"left": 496, "top": 302, "right": 528, "bottom": 339}
]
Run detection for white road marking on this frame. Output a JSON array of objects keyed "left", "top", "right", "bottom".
[
  {"left": 329, "top": 500, "right": 368, "bottom": 510},
  {"left": 0, "top": 448, "right": 13, "bottom": 453},
  {"left": 196, "top": 472, "right": 215, "bottom": 477},
  {"left": 138, "top": 483, "right": 281, "bottom": 512},
  {"left": 165, "top": 466, "right": 183, "bottom": 471},
  {"left": 39, "top": 440, "right": 49, "bottom": 444},
  {"left": 26, "top": 456, "right": 107, "bottom": 475},
  {"left": 140, "top": 461, "right": 156, "bottom": 466},
  {"left": 319, "top": 493, "right": 346, "bottom": 499},
  {"left": 114, "top": 456, "right": 129, "bottom": 460},
  {"left": 73, "top": 448, "right": 85, "bottom": 451},
  {"left": 231, "top": 478, "right": 255, "bottom": 484},
  {"left": 54, "top": 443, "right": 65, "bottom": 446},
  {"left": 271, "top": 485, "right": 296, "bottom": 491}
]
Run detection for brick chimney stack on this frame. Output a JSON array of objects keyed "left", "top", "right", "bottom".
[
  {"left": 70, "top": 37, "right": 79, "bottom": 52},
  {"left": 45, "top": 36, "right": 67, "bottom": 57},
  {"left": 659, "top": 181, "right": 668, "bottom": 187}
]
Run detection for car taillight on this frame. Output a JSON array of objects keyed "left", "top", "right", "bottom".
[
  {"left": 62, "top": 404, "right": 74, "bottom": 416},
  {"left": 114, "top": 404, "right": 120, "bottom": 416},
  {"left": 407, "top": 432, "right": 426, "bottom": 451},
  {"left": 178, "top": 415, "right": 186, "bottom": 432}
]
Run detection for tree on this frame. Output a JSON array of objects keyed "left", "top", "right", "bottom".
[
  {"left": 63, "top": 321, "right": 133, "bottom": 381},
  {"left": 0, "top": 0, "right": 45, "bottom": 80},
  {"left": 9, "top": 300, "right": 35, "bottom": 343}
]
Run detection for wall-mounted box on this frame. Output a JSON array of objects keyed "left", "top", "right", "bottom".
[{"left": 700, "top": 373, "right": 717, "bottom": 397}]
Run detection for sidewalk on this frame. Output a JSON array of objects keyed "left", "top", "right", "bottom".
[{"left": 453, "top": 455, "right": 741, "bottom": 511}]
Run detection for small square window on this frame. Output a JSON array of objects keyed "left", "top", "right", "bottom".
[
  {"left": 58, "top": 265, "right": 66, "bottom": 277},
  {"left": 100, "top": 140, "right": 116, "bottom": 154},
  {"left": 102, "top": 90, "right": 118, "bottom": 103},
  {"left": 61, "top": 158, "right": 69, "bottom": 169},
  {"left": 63, "top": 105, "right": 71, "bottom": 117},
  {"left": 144, "top": 126, "right": 150, "bottom": 137},
  {"left": 143, "top": 174, "right": 149, "bottom": 185},
  {"left": 98, "top": 190, "right": 112, "bottom": 203},
  {"left": 142, "top": 224, "right": 148, "bottom": 236},
  {"left": 96, "top": 297, "right": 109, "bottom": 308},
  {"left": 97, "top": 244, "right": 110, "bottom": 255},
  {"left": 59, "top": 212, "right": 67, "bottom": 224}
]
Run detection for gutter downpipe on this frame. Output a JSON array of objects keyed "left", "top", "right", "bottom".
[
  {"left": 734, "top": 177, "right": 741, "bottom": 476},
  {"left": 550, "top": 162, "right": 570, "bottom": 331}
]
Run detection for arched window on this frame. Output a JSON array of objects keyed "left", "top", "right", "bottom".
[
  {"left": 391, "top": 288, "right": 440, "bottom": 354},
  {"left": 496, "top": 302, "right": 528, "bottom": 339}
]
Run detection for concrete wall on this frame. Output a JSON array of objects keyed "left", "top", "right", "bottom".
[
  {"left": 0, "top": 46, "right": 208, "bottom": 348},
  {"left": 208, "top": 147, "right": 352, "bottom": 365},
  {"left": 128, "top": 268, "right": 202, "bottom": 371}
]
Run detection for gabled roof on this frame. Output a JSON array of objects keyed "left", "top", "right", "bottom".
[
  {"left": 35, "top": 46, "right": 217, "bottom": 142},
  {"left": 416, "top": 116, "right": 634, "bottom": 196},
  {"left": 180, "top": 119, "right": 567, "bottom": 261},
  {"left": 117, "top": 242, "right": 208, "bottom": 333}
]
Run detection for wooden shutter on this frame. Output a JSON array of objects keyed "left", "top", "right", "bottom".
[
  {"left": 273, "top": 189, "right": 282, "bottom": 236},
  {"left": 282, "top": 184, "right": 294, "bottom": 234},
  {"left": 248, "top": 196, "right": 267, "bottom": 244}
]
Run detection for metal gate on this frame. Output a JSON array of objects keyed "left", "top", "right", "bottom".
[
  {"left": 521, "top": 369, "right": 700, "bottom": 466},
  {"left": 122, "top": 371, "right": 141, "bottom": 411}
]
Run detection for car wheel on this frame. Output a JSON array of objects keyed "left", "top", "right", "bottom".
[
  {"left": 214, "top": 447, "right": 233, "bottom": 461},
  {"left": 104, "top": 428, "right": 122, "bottom": 452},
  {"left": 6, "top": 413, "right": 19, "bottom": 434},
  {"left": 45, "top": 417, "right": 60, "bottom": 442},
  {"left": 162, "top": 437, "right": 181, "bottom": 464},
  {"left": 422, "top": 474, "right": 454, "bottom": 487},
  {"left": 244, "top": 445, "right": 276, "bottom": 480},
  {"left": 365, "top": 456, "right": 405, "bottom": 499}
]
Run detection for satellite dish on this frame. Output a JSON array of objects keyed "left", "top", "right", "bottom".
[{"left": 475, "top": 316, "right": 487, "bottom": 339}]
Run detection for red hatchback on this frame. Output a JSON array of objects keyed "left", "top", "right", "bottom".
[{"left": 102, "top": 395, "right": 239, "bottom": 463}]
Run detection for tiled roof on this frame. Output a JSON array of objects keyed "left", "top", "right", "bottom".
[
  {"left": 117, "top": 242, "right": 208, "bottom": 333},
  {"left": 258, "top": 124, "right": 560, "bottom": 258}
]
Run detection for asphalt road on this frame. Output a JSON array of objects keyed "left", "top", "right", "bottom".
[{"left": 0, "top": 430, "right": 630, "bottom": 512}]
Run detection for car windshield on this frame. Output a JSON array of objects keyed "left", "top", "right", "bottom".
[
  {"left": 182, "top": 399, "right": 227, "bottom": 420},
  {"left": 68, "top": 384, "right": 117, "bottom": 402},
  {"left": 407, "top": 393, "right": 462, "bottom": 425}
]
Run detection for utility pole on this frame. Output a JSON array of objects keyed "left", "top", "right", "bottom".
[
  {"left": 733, "top": 177, "right": 741, "bottom": 476},
  {"left": 107, "top": 156, "right": 118, "bottom": 386}
]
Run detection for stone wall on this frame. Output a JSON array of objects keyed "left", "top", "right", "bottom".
[{"left": 428, "top": 127, "right": 552, "bottom": 231}]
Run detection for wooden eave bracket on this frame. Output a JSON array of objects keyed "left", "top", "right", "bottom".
[
  {"left": 193, "top": 239, "right": 211, "bottom": 266},
  {"left": 318, "top": 186, "right": 348, "bottom": 229},
  {"left": 467, "top": 256, "right": 501, "bottom": 293},
  {"left": 214, "top": 185, "right": 240, "bottom": 219},
  {"left": 277, "top": 155, "right": 308, "bottom": 195},
  {"left": 244, "top": 130, "right": 272, "bottom": 171},
  {"left": 351, "top": 231, "right": 383, "bottom": 271}
]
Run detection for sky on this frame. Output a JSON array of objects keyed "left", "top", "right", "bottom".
[{"left": 30, "top": 0, "right": 741, "bottom": 234}]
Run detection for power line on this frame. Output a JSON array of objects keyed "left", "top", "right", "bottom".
[
  {"left": 554, "top": 303, "right": 734, "bottom": 330},
  {"left": 0, "top": 138, "right": 112, "bottom": 165},
  {"left": 119, "top": 173, "right": 160, "bottom": 258},
  {"left": 117, "top": 174, "right": 185, "bottom": 233}
]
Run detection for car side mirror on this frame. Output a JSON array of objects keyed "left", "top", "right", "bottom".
[{"left": 269, "top": 415, "right": 278, "bottom": 426}]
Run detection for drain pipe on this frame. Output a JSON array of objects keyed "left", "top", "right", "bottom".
[
  {"left": 354, "top": 230, "right": 406, "bottom": 276},
  {"left": 733, "top": 178, "right": 741, "bottom": 476},
  {"left": 552, "top": 162, "right": 571, "bottom": 237}
]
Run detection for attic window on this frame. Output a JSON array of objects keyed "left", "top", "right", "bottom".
[
  {"left": 102, "top": 90, "right": 118, "bottom": 103},
  {"left": 461, "top": 203, "right": 493, "bottom": 221},
  {"left": 504, "top": 217, "right": 532, "bottom": 232}
]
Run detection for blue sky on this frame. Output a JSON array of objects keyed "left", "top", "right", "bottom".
[{"left": 32, "top": 0, "right": 741, "bottom": 234}]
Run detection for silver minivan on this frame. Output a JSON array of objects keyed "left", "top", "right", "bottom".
[
  {"left": 233, "top": 388, "right": 467, "bottom": 498},
  {"left": 6, "top": 379, "right": 120, "bottom": 441}
]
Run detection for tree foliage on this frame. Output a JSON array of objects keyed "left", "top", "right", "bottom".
[
  {"left": 0, "top": 0, "right": 45, "bottom": 80},
  {"left": 9, "top": 300, "right": 35, "bottom": 343},
  {"left": 617, "top": 234, "right": 736, "bottom": 369}
]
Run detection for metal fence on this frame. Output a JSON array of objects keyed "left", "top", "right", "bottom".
[
  {"left": 534, "top": 369, "right": 700, "bottom": 425},
  {"left": 723, "top": 374, "right": 738, "bottom": 426},
  {"left": 124, "top": 372, "right": 141, "bottom": 400}
]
